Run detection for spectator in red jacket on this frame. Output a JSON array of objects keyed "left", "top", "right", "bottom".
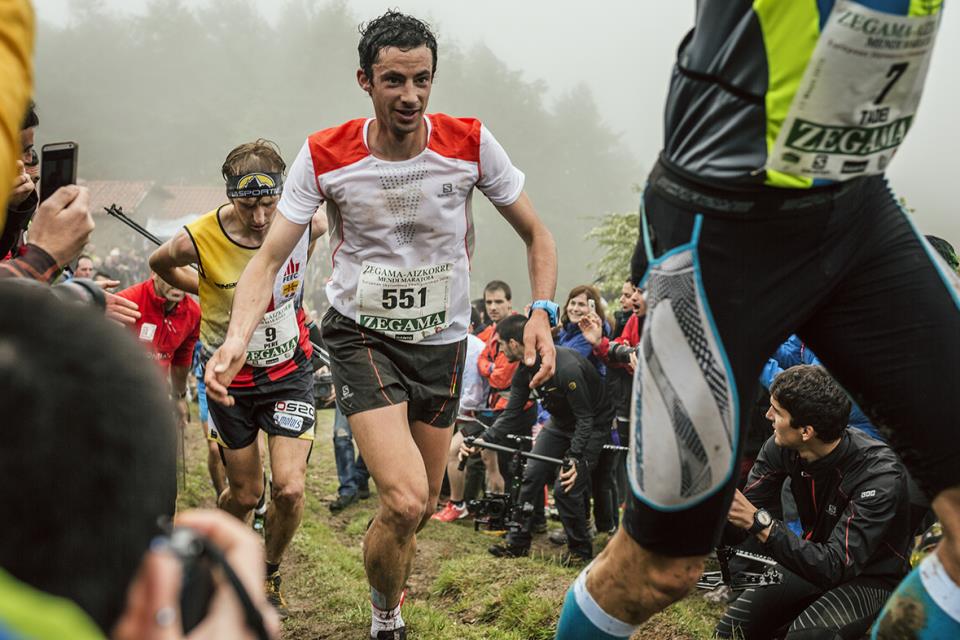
[
  {"left": 117, "top": 273, "right": 201, "bottom": 432},
  {"left": 477, "top": 280, "right": 520, "bottom": 410}
]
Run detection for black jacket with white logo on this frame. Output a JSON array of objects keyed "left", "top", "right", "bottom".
[{"left": 739, "top": 428, "right": 912, "bottom": 589}]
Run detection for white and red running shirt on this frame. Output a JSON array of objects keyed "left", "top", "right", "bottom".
[{"left": 279, "top": 113, "right": 525, "bottom": 345}]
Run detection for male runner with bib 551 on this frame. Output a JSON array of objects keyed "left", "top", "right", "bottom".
[
  {"left": 555, "top": 3, "right": 960, "bottom": 640},
  {"left": 204, "top": 12, "right": 558, "bottom": 639},
  {"left": 151, "top": 140, "right": 326, "bottom": 618}
]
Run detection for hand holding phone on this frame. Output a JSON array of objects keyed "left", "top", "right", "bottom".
[
  {"left": 39, "top": 142, "right": 78, "bottom": 203},
  {"left": 28, "top": 185, "right": 93, "bottom": 266}
]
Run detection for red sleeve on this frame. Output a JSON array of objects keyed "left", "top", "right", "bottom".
[
  {"left": 478, "top": 334, "right": 497, "bottom": 380},
  {"left": 614, "top": 314, "right": 640, "bottom": 347},
  {"left": 592, "top": 336, "right": 612, "bottom": 361}
]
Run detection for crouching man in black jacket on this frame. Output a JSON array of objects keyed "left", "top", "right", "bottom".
[
  {"left": 716, "top": 365, "right": 912, "bottom": 640},
  {"left": 463, "top": 313, "right": 613, "bottom": 564}
]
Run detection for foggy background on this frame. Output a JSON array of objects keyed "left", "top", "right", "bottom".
[{"left": 30, "top": 0, "right": 959, "bottom": 304}]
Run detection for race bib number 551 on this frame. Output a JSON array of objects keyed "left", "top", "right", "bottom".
[
  {"left": 767, "top": 0, "right": 941, "bottom": 180},
  {"left": 356, "top": 261, "right": 452, "bottom": 342}
]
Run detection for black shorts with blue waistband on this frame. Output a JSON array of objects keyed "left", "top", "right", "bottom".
[{"left": 623, "top": 160, "right": 960, "bottom": 557}]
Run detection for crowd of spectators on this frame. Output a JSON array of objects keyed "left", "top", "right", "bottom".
[{"left": 3, "top": 2, "right": 960, "bottom": 636}]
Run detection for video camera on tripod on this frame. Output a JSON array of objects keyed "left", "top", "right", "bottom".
[{"left": 459, "top": 434, "right": 572, "bottom": 534}]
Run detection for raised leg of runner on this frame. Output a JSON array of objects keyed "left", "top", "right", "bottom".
[
  {"left": 264, "top": 435, "right": 311, "bottom": 564},
  {"left": 350, "top": 403, "right": 445, "bottom": 608},
  {"left": 587, "top": 529, "right": 705, "bottom": 624},
  {"left": 445, "top": 430, "right": 466, "bottom": 502},
  {"left": 481, "top": 447, "right": 505, "bottom": 493},
  {"left": 206, "top": 439, "right": 227, "bottom": 497},
  {"left": 218, "top": 440, "right": 265, "bottom": 522}
]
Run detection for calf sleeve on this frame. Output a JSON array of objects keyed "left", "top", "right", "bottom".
[{"left": 555, "top": 567, "right": 635, "bottom": 639}]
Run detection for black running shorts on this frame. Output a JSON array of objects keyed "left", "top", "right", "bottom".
[
  {"left": 206, "top": 365, "right": 316, "bottom": 450},
  {"left": 320, "top": 308, "right": 466, "bottom": 428},
  {"left": 623, "top": 160, "right": 960, "bottom": 557}
]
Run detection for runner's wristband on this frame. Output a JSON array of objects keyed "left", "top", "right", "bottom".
[{"left": 529, "top": 300, "right": 559, "bottom": 326}]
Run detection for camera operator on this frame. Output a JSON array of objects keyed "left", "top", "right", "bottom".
[
  {"left": 715, "top": 365, "right": 912, "bottom": 639},
  {"left": 464, "top": 314, "right": 614, "bottom": 565},
  {"left": 0, "top": 281, "right": 278, "bottom": 640}
]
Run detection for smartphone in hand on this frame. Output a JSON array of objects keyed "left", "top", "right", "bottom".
[{"left": 39, "top": 142, "right": 79, "bottom": 203}]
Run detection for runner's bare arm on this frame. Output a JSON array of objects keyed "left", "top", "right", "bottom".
[
  {"left": 307, "top": 211, "right": 327, "bottom": 260},
  {"left": 495, "top": 191, "right": 557, "bottom": 388},
  {"left": 149, "top": 229, "right": 200, "bottom": 295},
  {"left": 204, "top": 214, "right": 308, "bottom": 405}
]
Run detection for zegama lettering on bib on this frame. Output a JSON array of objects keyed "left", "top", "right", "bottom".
[
  {"left": 767, "top": 0, "right": 940, "bottom": 180},
  {"left": 246, "top": 299, "right": 299, "bottom": 367},
  {"left": 356, "top": 261, "right": 453, "bottom": 342}
]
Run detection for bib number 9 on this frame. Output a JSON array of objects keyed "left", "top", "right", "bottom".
[
  {"left": 265, "top": 327, "right": 277, "bottom": 343},
  {"left": 382, "top": 287, "right": 428, "bottom": 310}
]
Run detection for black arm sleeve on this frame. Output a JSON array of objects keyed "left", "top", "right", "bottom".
[
  {"left": 742, "top": 436, "right": 789, "bottom": 511},
  {"left": 483, "top": 364, "right": 533, "bottom": 442},
  {"left": 562, "top": 366, "right": 597, "bottom": 459},
  {"left": 720, "top": 437, "right": 788, "bottom": 546}
]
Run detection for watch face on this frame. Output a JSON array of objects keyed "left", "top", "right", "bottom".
[{"left": 756, "top": 510, "right": 773, "bottom": 527}]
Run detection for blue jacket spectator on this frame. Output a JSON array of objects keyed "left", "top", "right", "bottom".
[{"left": 760, "top": 335, "right": 882, "bottom": 441}]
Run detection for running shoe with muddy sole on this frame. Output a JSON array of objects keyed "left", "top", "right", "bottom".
[{"left": 264, "top": 571, "right": 290, "bottom": 620}]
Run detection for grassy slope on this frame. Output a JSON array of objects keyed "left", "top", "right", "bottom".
[{"left": 177, "top": 407, "right": 723, "bottom": 639}]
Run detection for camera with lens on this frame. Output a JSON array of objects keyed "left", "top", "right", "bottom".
[
  {"left": 166, "top": 528, "right": 216, "bottom": 633},
  {"left": 467, "top": 493, "right": 512, "bottom": 531}
]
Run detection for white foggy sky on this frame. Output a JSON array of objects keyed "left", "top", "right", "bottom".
[{"left": 34, "top": 0, "right": 960, "bottom": 240}]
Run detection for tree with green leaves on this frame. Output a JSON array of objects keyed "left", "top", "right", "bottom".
[{"left": 585, "top": 211, "right": 639, "bottom": 294}]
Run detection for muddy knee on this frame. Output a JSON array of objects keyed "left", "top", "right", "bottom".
[
  {"left": 271, "top": 479, "right": 305, "bottom": 512},
  {"left": 380, "top": 487, "right": 429, "bottom": 537}
]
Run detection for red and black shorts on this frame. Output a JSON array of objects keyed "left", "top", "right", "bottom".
[{"left": 206, "top": 365, "right": 316, "bottom": 450}]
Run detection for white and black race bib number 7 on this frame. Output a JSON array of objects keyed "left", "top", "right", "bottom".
[{"left": 767, "top": 0, "right": 941, "bottom": 181}]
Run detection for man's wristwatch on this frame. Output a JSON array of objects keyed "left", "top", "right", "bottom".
[
  {"left": 748, "top": 508, "right": 773, "bottom": 535},
  {"left": 529, "top": 300, "right": 559, "bottom": 326}
]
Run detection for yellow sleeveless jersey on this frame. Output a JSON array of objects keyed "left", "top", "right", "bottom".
[
  {"left": 185, "top": 206, "right": 258, "bottom": 351},
  {"left": 184, "top": 206, "right": 312, "bottom": 387}
]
